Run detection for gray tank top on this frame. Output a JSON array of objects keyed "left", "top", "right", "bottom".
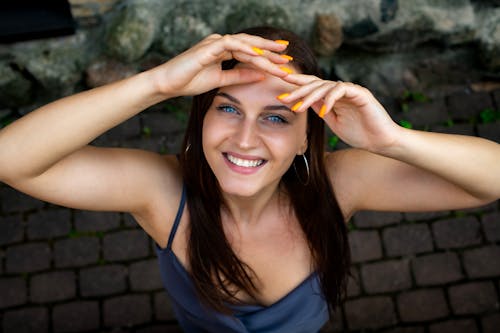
[{"left": 155, "top": 185, "right": 329, "bottom": 332}]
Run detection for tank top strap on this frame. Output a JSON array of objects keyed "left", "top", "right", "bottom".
[{"left": 167, "top": 183, "right": 187, "bottom": 249}]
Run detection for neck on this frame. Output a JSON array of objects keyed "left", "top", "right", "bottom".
[{"left": 221, "top": 181, "right": 284, "bottom": 228}]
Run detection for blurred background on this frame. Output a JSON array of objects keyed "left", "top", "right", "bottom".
[{"left": 0, "top": 0, "right": 499, "bottom": 332}]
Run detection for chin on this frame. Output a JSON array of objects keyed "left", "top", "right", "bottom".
[{"left": 216, "top": 178, "right": 262, "bottom": 198}]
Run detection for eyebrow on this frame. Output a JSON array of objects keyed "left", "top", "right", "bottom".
[{"left": 215, "top": 92, "right": 293, "bottom": 113}]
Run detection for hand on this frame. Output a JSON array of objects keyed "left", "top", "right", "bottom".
[
  {"left": 150, "top": 33, "right": 291, "bottom": 98},
  {"left": 278, "top": 75, "right": 403, "bottom": 152}
]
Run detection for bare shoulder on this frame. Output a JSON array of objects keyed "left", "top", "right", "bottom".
[{"left": 324, "top": 148, "right": 378, "bottom": 220}]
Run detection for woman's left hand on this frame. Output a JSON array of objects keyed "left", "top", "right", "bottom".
[{"left": 278, "top": 74, "right": 402, "bottom": 153}]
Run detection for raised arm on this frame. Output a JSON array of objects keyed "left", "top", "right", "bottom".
[
  {"left": 0, "top": 33, "right": 290, "bottom": 214},
  {"left": 278, "top": 75, "right": 500, "bottom": 218}
]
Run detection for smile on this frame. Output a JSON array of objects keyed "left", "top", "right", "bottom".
[{"left": 225, "top": 153, "right": 265, "bottom": 168}]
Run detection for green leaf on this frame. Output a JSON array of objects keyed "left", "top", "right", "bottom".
[
  {"left": 399, "top": 120, "right": 413, "bottom": 129},
  {"left": 479, "top": 108, "right": 500, "bottom": 124},
  {"left": 142, "top": 126, "right": 152, "bottom": 136},
  {"left": 328, "top": 135, "right": 339, "bottom": 149}
]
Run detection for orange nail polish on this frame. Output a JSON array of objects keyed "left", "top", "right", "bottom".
[
  {"left": 275, "top": 40, "right": 289, "bottom": 45},
  {"left": 319, "top": 104, "right": 327, "bottom": 118},
  {"left": 291, "top": 101, "right": 303, "bottom": 112},
  {"left": 252, "top": 46, "right": 264, "bottom": 55},
  {"left": 280, "top": 54, "right": 293, "bottom": 61},
  {"left": 277, "top": 93, "right": 290, "bottom": 100},
  {"left": 280, "top": 67, "right": 294, "bottom": 74}
]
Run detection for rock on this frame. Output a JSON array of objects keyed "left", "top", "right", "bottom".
[
  {"left": 160, "top": 13, "right": 212, "bottom": 56},
  {"left": 11, "top": 30, "right": 95, "bottom": 96},
  {"left": 0, "top": 62, "right": 34, "bottom": 107},
  {"left": 105, "top": 0, "right": 170, "bottom": 62},
  {"left": 225, "top": 1, "right": 292, "bottom": 33},
  {"left": 312, "top": 14, "right": 343, "bottom": 56},
  {"left": 85, "top": 58, "right": 138, "bottom": 88},
  {"left": 476, "top": 8, "right": 500, "bottom": 71},
  {"left": 345, "top": 0, "right": 476, "bottom": 51}
]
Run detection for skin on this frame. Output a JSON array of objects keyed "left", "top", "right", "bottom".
[{"left": 0, "top": 33, "right": 499, "bottom": 306}]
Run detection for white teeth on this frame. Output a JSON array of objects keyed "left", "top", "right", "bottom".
[{"left": 226, "top": 154, "right": 264, "bottom": 168}]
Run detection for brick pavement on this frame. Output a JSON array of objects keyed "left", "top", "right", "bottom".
[{"left": 0, "top": 88, "right": 499, "bottom": 332}]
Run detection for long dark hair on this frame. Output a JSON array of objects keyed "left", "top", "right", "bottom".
[{"left": 179, "top": 26, "right": 350, "bottom": 317}]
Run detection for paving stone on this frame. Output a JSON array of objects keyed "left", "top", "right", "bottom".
[
  {"left": 103, "top": 294, "right": 151, "bottom": 327},
  {"left": 361, "top": 259, "right": 412, "bottom": 293},
  {"left": 123, "top": 213, "right": 137, "bottom": 227},
  {"left": 353, "top": 211, "right": 403, "bottom": 228},
  {"left": 27, "top": 209, "right": 71, "bottom": 240},
  {"left": 482, "top": 313, "right": 500, "bottom": 333},
  {"left": 349, "top": 230, "right": 382, "bottom": 263},
  {"left": 448, "top": 281, "right": 499, "bottom": 315},
  {"left": 482, "top": 211, "right": 500, "bottom": 242},
  {"left": 136, "top": 325, "right": 184, "bottom": 333},
  {"left": 0, "top": 186, "right": 45, "bottom": 213},
  {"left": 381, "top": 327, "right": 425, "bottom": 333},
  {"left": 463, "top": 245, "right": 500, "bottom": 278},
  {"left": 74, "top": 210, "right": 120, "bottom": 232},
  {"left": 412, "top": 252, "right": 463, "bottom": 286},
  {"left": 30, "top": 271, "right": 76, "bottom": 303},
  {"left": 447, "top": 91, "right": 493, "bottom": 120},
  {"left": 0, "top": 215, "right": 24, "bottom": 246},
  {"left": 103, "top": 229, "right": 149, "bottom": 261},
  {"left": 346, "top": 267, "right": 361, "bottom": 297},
  {"left": 432, "top": 216, "right": 482, "bottom": 249},
  {"left": 431, "top": 124, "right": 475, "bottom": 136},
  {"left": 492, "top": 89, "right": 500, "bottom": 108},
  {"left": 6, "top": 243, "right": 51, "bottom": 273},
  {"left": 404, "top": 98, "right": 449, "bottom": 127},
  {"left": 105, "top": 116, "right": 141, "bottom": 140},
  {"left": 2, "top": 307, "right": 48, "bottom": 333},
  {"left": 154, "top": 291, "right": 177, "bottom": 321},
  {"left": 383, "top": 224, "right": 433, "bottom": 256},
  {"left": 429, "top": 319, "right": 478, "bottom": 333},
  {"left": 130, "top": 258, "right": 163, "bottom": 291},
  {"left": 0, "top": 277, "right": 27, "bottom": 308},
  {"left": 397, "top": 289, "right": 449, "bottom": 322},
  {"left": 404, "top": 210, "right": 449, "bottom": 221},
  {"left": 478, "top": 123, "right": 500, "bottom": 143},
  {"left": 80, "top": 264, "right": 127, "bottom": 297},
  {"left": 344, "top": 297, "right": 397, "bottom": 330},
  {"left": 52, "top": 301, "right": 100, "bottom": 332},
  {"left": 141, "top": 112, "right": 186, "bottom": 136},
  {"left": 54, "top": 236, "right": 100, "bottom": 268}
]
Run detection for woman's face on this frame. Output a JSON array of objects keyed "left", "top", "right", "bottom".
[{"left": 202, "top": 65, "right": 308, "bottom": 198}]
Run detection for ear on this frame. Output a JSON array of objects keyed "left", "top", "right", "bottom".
[{"left": 297, "top": 135, "right": 308, "bottom": 155}]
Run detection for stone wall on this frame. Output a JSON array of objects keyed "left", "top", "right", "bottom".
[{"left": 0, "top": 0, "right": 499, "bottom": 332}]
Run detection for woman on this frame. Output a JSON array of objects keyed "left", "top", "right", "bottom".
[{"left": 0, "top": 26, "right": 498, "bottom": 332}]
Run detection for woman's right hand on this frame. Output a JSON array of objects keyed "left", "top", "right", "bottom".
[{"left": 150, "top": 33, "right": 291, "bottom": 98}]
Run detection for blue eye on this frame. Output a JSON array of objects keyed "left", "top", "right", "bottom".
[
  {"left": 266, "top": 115, "right": 287, "bottom": 124},
  {"left": 216, "top": 105, "right": 238, "bottom": 114}
]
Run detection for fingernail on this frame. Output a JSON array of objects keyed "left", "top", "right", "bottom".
[
  {"left": 280, "top": 54, "right": 293, "bottom": 61},
  {"left": 275, "top": 40, "right": 289, "bottom": 45},
  {"left": 280, "top": 67, "right": 294, "bottom": 74},
  {"left": 319, "top": 104, "right": 327, "bottom": 118},
  {"left": 277, "top": 93, "right": 290, "bottom": 100},
  {"left": 252, "top": 46, "right": 264, "bottom": 55},
  {"left": 291, "top": 101, "right": 303, "bottom": 112}
]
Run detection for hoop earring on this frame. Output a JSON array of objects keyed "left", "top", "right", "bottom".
[
  {"left": 293, "top": 154, "right": 310, "bottom": 186},
  {"left": 185, "top": 143, "right": 191, "bottom": 153}
]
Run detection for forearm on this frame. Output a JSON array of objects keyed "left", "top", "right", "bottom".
[
  {"left": 381, "top": 128, "right": 500, "bottom": 201},
  {"left": 0, "top": 70, "right": 168, "bottom": 181}
]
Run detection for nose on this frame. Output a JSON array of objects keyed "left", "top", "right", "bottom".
[{"left": 234, "top": 119, "right": 260, "bottom": 150}]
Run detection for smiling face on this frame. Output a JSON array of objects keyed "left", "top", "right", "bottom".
[{"left": 202, "top": 69, "right": 308, "bottom": 198}]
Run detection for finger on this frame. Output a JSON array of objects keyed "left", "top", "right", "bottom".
[
  {"left": 218, "top": 68, "right": 266, "bottom": 87},
  {"left": 276, "top": 78, "right": 325, "bottom": 104},
  {"left": 280, "top": 73, "right": 321, "bottom": 86},
  {"left": 232, "top": 51, "right": 293, "bottom": 78},
  {"left": 293, "top": 82, "right": 339, "bottom": 113}
]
